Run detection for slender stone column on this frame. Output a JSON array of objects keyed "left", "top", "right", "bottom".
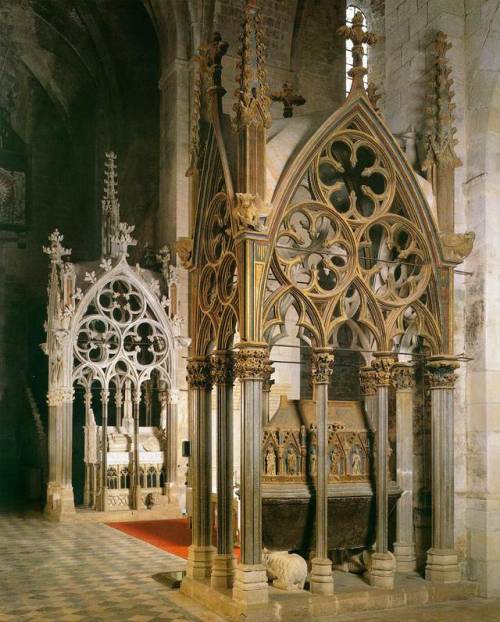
[
  {"left": 46, "top": 387, "right": 76, "bottom": 517},
  {"left": 233, "top": 343, "right": 270, "bottom": 605},
  {"left": 309, "top": 348, "right": 334, "bottom": 595},
  {"left": 368, "top": 353, "right": 396, "bottom": 589},
  {"left": 211, "top": 351, "right": 236, "bottom": 589},
  {"left": 359, "top": 366, "right": 377, "bottom": 432},
  {"left": 186, "top": 358, "right": 215, "bottom": 579},
  {"left": 133, "top": 391, "right": 142, "bottom": 510},
  {"left": 166, "top": 388, "right": 180, "bottom": 502},
  {"left": 392, "top": 363, "right": 417, "bottom": 573},
  {"left": 425, "top": 356, "right": 461, "bottom": 583},
  {"left": 100, "top": 389, "right": 109, "bottom": 512}
]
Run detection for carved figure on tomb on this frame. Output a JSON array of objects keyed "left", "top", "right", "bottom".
[
  {"left": 286, "top": 446, "right": 297, "bottom": 475},
  {"left": 265, "top": 446, "right": 277, "bottom": 476},
  {"left": 351, "top": 446, "right": 362, "bottom": 475},
  {"left": 262, "top": 549, "right": 307, "bottom": 591}
]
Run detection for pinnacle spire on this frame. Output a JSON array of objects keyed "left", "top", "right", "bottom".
[
  {"left": 101, "top": 152, "right": 120, "bottom": 259},
  {"left": 232, "top": 0, "right": 271, "bottom": 131}
]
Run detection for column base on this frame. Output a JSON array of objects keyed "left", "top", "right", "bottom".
[
  {"left": 394, "top": 541, "right": 417, "bottom": 573},
  {"left": 309, "top": 557, "right": 334, "bottom": 595},
  {"left": 45, "top": 483, "right": 75, "bottom": 519},
  {"left": 232, "top": 563, "right": 268, "bottom": 604},
  {"left": 425, "top": 548, "right": 461, "bottom": 583},
  {"left": 186, "top": 545, "right": 215, "bottom": 580},
  {"left": 211, "top": 553, "right": 236, "bottom": 589},
  {"left": 365, "top": 551, "right": 395, "bottom": 589}
]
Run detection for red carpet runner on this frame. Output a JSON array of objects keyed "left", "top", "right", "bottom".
[{"left": 108, "top": 518, "right": 240, "bottom": 560}]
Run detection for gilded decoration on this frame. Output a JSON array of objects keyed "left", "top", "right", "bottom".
[
  {"left": 391, "top": 363, "right": 416, "bottom": 391},
  {"left": 359, "top": 367, "right": 377, "bottom": 396},
  {"left": 440, "top": 231, "right": 475, "bottom": 263},
  {"left": 262, "top": 402, "right": 371, "bottom": 484},
  {"left": 425, "top": 357, "right": 459, "bottom": 389},
  {"left": 232, "top": 192, "right": 270, "bottom": 232},
  {"left": 211, "top": 352, "right": 235, "bottom": 385},
  {"left": 263, "top": 128, "right": 438, "bottom": 356},
  {"left": 234, "top": 344, "right": 271, "bottom": 381},
  {"left": 422, "top": 32, "right": 461, "bottom": 175},
  {"left": 338, "top": 11, "right": 377, "bottom": 91},
  {"left": 311, "top": 350, "right": 335, "bottom": 384},
  {"left": 371, "top": 353, "right": 397, "bottom": 386},
  {"left": 175, "top": 237, "right": 193, "bottom": 269},
  {"left": 192, "top": 184, "right": 238, "bottom": 356},
  {"left": 270, "top": 81, "right": 306, "bottom": 119},
  {"left": 232, "top": 0, "right": 271, "bottom": 130},
  {"left": 186, "top": 358, "right": 213, "bottom": 390}
]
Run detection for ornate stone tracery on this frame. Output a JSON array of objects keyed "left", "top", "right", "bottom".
[
  {"left": 183, "top": 3, "right": 472, "bottom": 605},
  {"left": 43, "top": 153, "right": 187, "bottom": 517}
]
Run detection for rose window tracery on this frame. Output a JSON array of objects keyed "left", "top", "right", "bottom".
[
  {"left": 73, "top": 275, "right": 172, "bottom": 386},
  {"left": 264, "top": 129, "right": 439, "bottom": 354}
]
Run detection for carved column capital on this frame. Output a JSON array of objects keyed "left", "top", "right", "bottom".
[
  {"left": 359, "top": 367, "right": 377, "bottom": 396},
  {"left": 371, "top": 352, "right": 397, "bottom": 387},
  {"left": 168, "top": 388, "right": 180, "bottom": 405},
  {"left": 234, "top": 343, "right": 271, "bottom": 381},
  {"left": 311, "top": 348, "right": 334, "bottom": 384},
  {"left": 47, "top": 387, "right": 74, "bottom": 406},
  {"left": 391, "top": 363, "right": 416, "bottom": 391},
  {"left": 426, "top": 356, "right": 459, "bottom": 389},
  {"left": 187, "top": 357, "right": 213, "bottom": 390},
  {"left": 211, "top": 351, "right": 235, "bottom": 385}
]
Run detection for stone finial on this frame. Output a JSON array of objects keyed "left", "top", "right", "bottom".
[
  {"left": 232, "top": 0, "right": 272, "bottom": 131},
  {"left": 111, "top": 222, "right": 137, "bottom": 258},
  {"left": 270, "top": 81, "right": 306, "bottom": 118},
  {"left": 422, "top": 32, "right": 461, "bottom": 177},
  {"left": 338, "top": 11, "right": 377, "bottom": 93},
  {"left": 101, "top": 152, "right": 121, "bottom": 259},
  {"left": 43, "top": 229, "right": 71, "bottom": 264},
  {"left": 186, "top": 32, "right": 229, "bottom": 177}
]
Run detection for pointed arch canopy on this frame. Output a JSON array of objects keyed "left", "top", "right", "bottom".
[{"left": 258, "top": 90, "right": 448, "bottom": 355}]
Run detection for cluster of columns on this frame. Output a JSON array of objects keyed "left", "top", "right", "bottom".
[
  {"left": 359, "top": 353, "right": 461, "bottom": 587},
  {"left": 185, "top": 346, "right": 461, "bottom": 601}
]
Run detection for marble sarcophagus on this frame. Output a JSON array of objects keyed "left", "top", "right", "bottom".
[{"left": 262, "top": 396, "right": 401, "bottom": 557}]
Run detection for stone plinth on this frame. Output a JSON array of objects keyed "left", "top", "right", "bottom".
[
  {"left": 186, "top": 544, "right": 215, "bottom": 580},
  {"left": 367, "top": 551, "right": 395, "bottom": 589},
  {"left": 180, "top": 571, "right": 478, "bottom": 622},
  {"left": 394, "top": 542, "right": 417, "bottom": 574},
  {"left": 310, "top": 557, "right": 334, "bottom": 595},
  {"left": 425, "top": 548, "right": 461, "bottom": 583},
  {"left": 211, "top": 553, "right": 236, "bottom": 589},
  {"left": 232, "top": 563, "right": 268, "bottom": 604}
]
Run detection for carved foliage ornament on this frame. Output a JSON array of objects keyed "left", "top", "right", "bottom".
[
  {"left": 234, "top": 345, "right": 271, "bottom": 381},
  {"left": 391, "top": 364, "right": 416, "bottom": 390},
  {"left": 359, "top": 367, "right": 377, "bottom": 396},
  {"left": 186, "top": 358, "right": 213, "bottom": 390},
  {"left": 311, "top": 350, "right": 334, "bottom": 384},
  {"left": 371, "top": 354, "right": 397, "bottom": 386},
  {"left": 211, "top": 353, "right": 235, "bottom": 385},
  {"left": 426, "top": 357, "right": 458, "bottom": 389},
  {"left": 232, "top": 0, "right": 272, "bottom": 130}
]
